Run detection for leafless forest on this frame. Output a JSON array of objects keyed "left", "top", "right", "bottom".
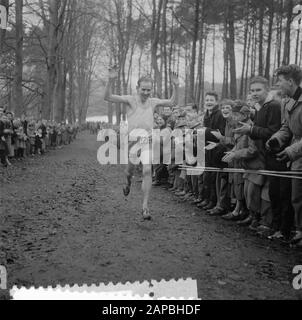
[{"left": 0, "top": 0, "right": 300, "bottom": 124}]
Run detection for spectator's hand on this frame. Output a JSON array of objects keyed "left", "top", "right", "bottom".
[
  {"left": 266, "top": 138, "right": 280, "bottom": 153},
  {"left": 204, "top": 142, "right": 218, "bottom": 151},
  {"left": 276, "top": 150, "right": 290, "bottom": 162},
  {"left": 171, "top": 72, "right": 179, "bottom": 86},
  {"left": 108, "top": 66, "right": 119, "bottom": 80},
  {"left": 222, "top": 151, "right": 235, "bottom": 163},
  {"left": 1, "top": 136, "right": 5, "bottom": 142},
  {"left": 211, "top": 130, "right": 222, "bottom": 140},
  {"left": 233, "top": 122, "right": 251, "bottom": 135}
]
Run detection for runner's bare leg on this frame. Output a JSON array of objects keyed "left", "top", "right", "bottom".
[
  {"left": 124, "top": 162, "right": 135, "bottom": 195},
  {"left": 142, "top": 164, "right": 152, "bottom": 211}
]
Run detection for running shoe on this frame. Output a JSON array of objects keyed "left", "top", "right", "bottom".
[
  {"left": 123, "top": 184, "right": 131, "bottom": 197},
  {"left": 142, "top": 208, "right": 152, "bottom": 221}
]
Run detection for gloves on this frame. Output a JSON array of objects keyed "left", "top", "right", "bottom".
[{"left": 266, "top": 138, "right": 280, "bottom": 154}]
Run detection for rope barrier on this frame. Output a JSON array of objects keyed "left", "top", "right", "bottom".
[{"left": 179, "top": 165, "right": 302, "bottom": 180}]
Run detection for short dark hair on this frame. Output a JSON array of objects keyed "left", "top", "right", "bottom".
[
  {"left": 220, "top": 99, "right": 235, "bottom": 108},
  {"left": 275, "top": 64, "right": 302, "bottom": 86},
  {"left": 250, "top": 76, "right": 269, "bottom": 89},
  {"left": 137, "top": 75, "right": 153, "bottom": 87},
  {"left": 192, "top": 104, "right": 198, "bottom": 112},
  {"left": 185, "top": 103, "right": 198, "bottom": 112},
  {"left": 205, "top": 91, "right": 219, "bottom": 101}
]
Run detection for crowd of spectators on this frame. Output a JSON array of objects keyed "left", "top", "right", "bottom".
[
  {"left": 151, "top": 64, "right": 302, "bottom": 248},
  {"left": 0, "top": 108, "right": 79, "bottom": 167}
]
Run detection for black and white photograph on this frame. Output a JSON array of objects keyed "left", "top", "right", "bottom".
[{"left": 1, "top": 0, "right": 302, "bottom": 301}]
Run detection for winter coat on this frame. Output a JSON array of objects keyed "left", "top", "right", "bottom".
[
  {"left": 27, "top": 124, "right": 36, "bottom": 145},
  {"left": 0, "top": 120, "right": 6, "bottom": 151},
  {"left": 15, "top": 126, "right": 27, "bottom": 149},
  {"left": 232, "top": 120, "right": 266, "bottom": 186},
  {"left": 272, "top": 93, "right": 302, "bottom": 171},
  {"left": 250, "top": 99, "right": 281, "bottom": 170},
  {"left": 203, "top": 106, "right": 226, "bottom": 167}
]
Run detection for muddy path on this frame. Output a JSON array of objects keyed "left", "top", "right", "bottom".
[{"left": 1, "top": 132, "right": 302, "bottom": 300}]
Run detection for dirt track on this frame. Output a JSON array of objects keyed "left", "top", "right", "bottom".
[{"left": 1, "top": 132, "right": 302, "bottom": 300}]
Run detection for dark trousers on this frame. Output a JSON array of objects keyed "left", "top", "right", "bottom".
[
  {"left": 191, "top": 175, "right": 199, "bottom": 197},
  {"left": 184, "top": 174, "right": 193, "bottom": 193},
  {"left": 203, "top": 171, "right": 217, "bottom": 204},
  {"left": 154, "top": 164, "right": 169, "bottom": 183},
  {"left": 269, "top": 176, "right": 294, "bottom": 237},
  {"left": 16, "top": 148, "right": 24, "bottom": 158},
  {"left": 292, "top": 177, "right": 302, "bottom": 232},
  {"left": 216, "top": 172, "right": 230, "bottom": 210},
  {"left": 0, "top": 149, "right": 6, "bottom": 165}
]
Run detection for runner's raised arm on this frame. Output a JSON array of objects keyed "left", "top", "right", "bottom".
[
  {"left": 104, "top": 67, "right": 130, "bottom": 105},
  {"left": 153, "top": 72, "right": 179, "bottom": 108}
]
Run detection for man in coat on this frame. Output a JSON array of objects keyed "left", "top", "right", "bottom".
[
  {"left": 267, "top": 64, "right": 302, "bottom": 247},
  {"left": 234, "top": 76, "right": 283, "bottom": 232}
]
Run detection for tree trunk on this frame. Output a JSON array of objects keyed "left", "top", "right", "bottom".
[
  {"left": 295, "top": 28, "right": 301, "bottom": 65},
  {"left": 240, "top": 2, "right": 249, "bottom": 98},
  {"left": 212, "top": 26, "right": 216, "bottom": 91},
  {"left": 244, "top": 23, "right": 252, "bottom": 97},
  {"left": 199, "top": 33, "right": 207, "bottom": 109},
  {"left": 168, "top": 13, "right": 175, "bottom": 96},
  {"left": 162, "top": 0, "right": 168, "bottom": 98},
  {"left": 222, "top": 17, "right": 229, "bottom": 99},
  {"left": 277, "top": 0, "right": 283, "bottom": 67},
  {"left": 151, "top": 0, "right": 163, "bottom": 96},
  {"left": 258, "top": 3, "right": 264, "bottom": 76},
  {"left": 47, "top": 0, "right": 59, "bottom": 120},
  {"left": 0, "top": 0, "right": 8, "bottom": 55},
  {"left": 227, "top": 1, "right": 237, "bottom": 99},
  {"left": 189, "top": 0, "right": 200, "bottom": 102},
  {"left": 265, "top": 0, "right": 274, "bottom": 81},
  {"left": 184, "top": 41, "right": 190, "bottom": 104},
  {"left": 282, "top": 0, "right": 293, "bottom": 65},
  {"left": 300, "top": 40, "right": 302, "bottom": 66},
  {"left": 251, "top": 22, "right": 256, "bottom": 78},
  {"left": 14, "top": 0, "right": 23, "bottom": 117},
  {"left": 195, "top": 13, "right": 204, "bottom": 105}
]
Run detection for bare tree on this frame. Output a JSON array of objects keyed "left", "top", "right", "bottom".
[
  {"left": 0, "top": 0, "right": 9, "bottom": 55},
  {"left": 14, "top": 0, "right": 24, "bottom": 117}
]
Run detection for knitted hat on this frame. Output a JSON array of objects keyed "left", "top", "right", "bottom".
[
  {"left": 175, "top": 118, "right": 187, "bottom": 129},
  {"left": 240, "top": 106, "right": 251, "bottom": 115},
  {"left": 189, "top": 120, "right": 203, "bottom": 130},
  {"left": 233, "top": 100, "right": 247, "bottom": 113}
]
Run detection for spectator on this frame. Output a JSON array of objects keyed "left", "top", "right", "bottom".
[
  {"left": 267, "top": 64, "right": 302, "bottom": 245},
  {"left": 223, "top": 105, "right": 265, "bottom": 228},
  {"left": 199, "top": 91, "right": 226, "bottom": 212},
  {"left": 209, "top": 99, "right": 236, "bottom": 217},
  {"left": 0, "top": 107, "right": 9, "bottom": 167},
  {"left": 234, "top": 76, "right": 282, "bottom": 232}
]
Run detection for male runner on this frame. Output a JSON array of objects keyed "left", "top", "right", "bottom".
[{"left": 104, "top": 67, "right": 179, "bottom": 220}]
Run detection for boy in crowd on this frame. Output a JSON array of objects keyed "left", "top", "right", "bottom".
[
  {"left": 199, "top": 92, "right": 226, "bottom": 212},
  {"left": 234, "top": 76, "right": 282, "bottom": 232},
  {"left": 209, "top": 99, "right": 236, "bottom": 217},
  {"left": 104, "top": 67, "right": 179, "bottom": 220},
  {"left": 0, "top": 107, "right": 9, "bottom": 166},
  {"left": 178, "top": 104, "right": 201, "bottom": 202},
  {"left": 223, "top": 105, "right": 265, "bottom": 223}
]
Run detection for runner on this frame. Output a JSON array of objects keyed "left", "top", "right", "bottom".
[{"left": 104, "top": 67, "right": 179, "bottom": 220}]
